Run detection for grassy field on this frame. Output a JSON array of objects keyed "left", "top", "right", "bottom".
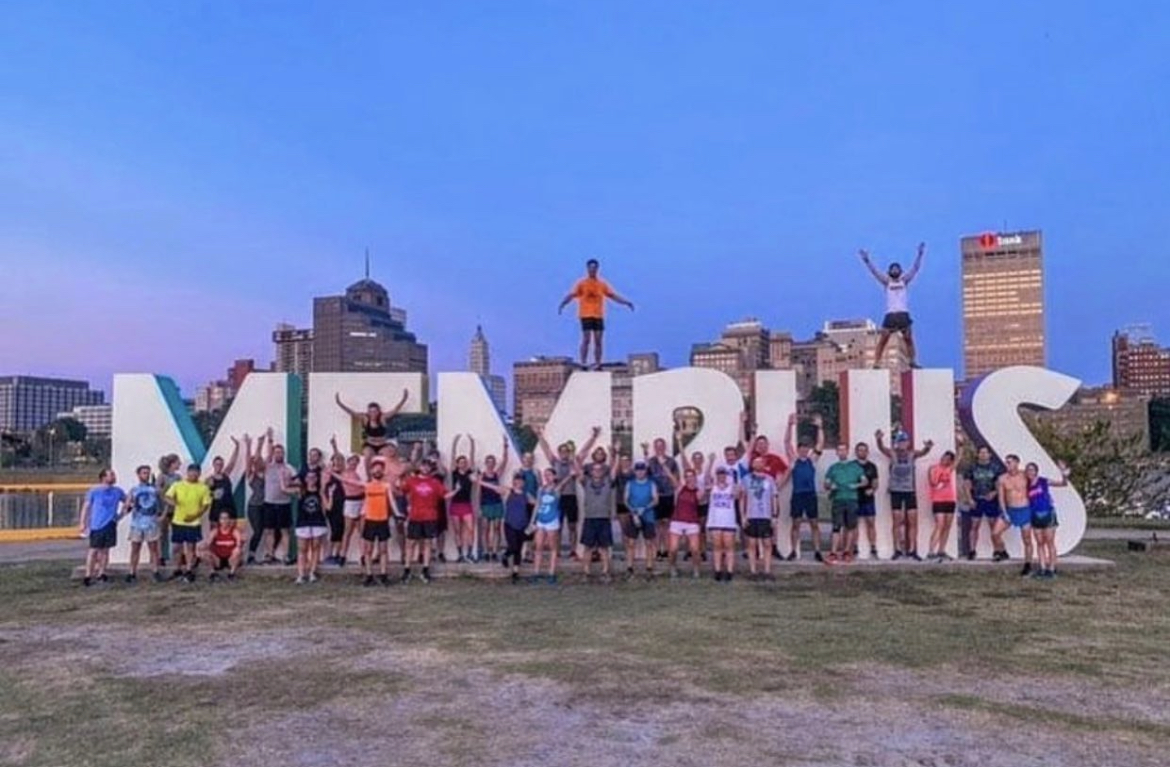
[{"left": 1, "top": 542, "right": 1168, "bottom": 765}]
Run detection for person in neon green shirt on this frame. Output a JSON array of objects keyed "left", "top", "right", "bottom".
[
  {"left": 165, "top": 464, "right": 212, "bottom": 583},
  {"left": 823, "top": 445, "right": 867, "bottom": 565}
]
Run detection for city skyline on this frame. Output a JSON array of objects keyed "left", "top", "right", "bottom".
[{"left": 4, "top": 2, "right": 1169, "bottom": 395}]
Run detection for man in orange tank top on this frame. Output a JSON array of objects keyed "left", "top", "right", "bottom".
[{"left": 557, "top": 258, "right": 635, "bottom": 370}]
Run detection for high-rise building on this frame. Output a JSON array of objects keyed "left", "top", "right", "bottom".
[
  {"left": 961, "top": 230, "right": 1046, "bottom": 379},
  {"left": 768, "top": 332, "right": 794, "bottom": 370},
  {"left": 513, "top": 356, "right": 577, "bottom": 430},
  {"left": 1113, "top": 325, "right": 1170, "bottom": 397},
  {"left": 227, "top": 359, "right": 266, "bottom": 391},
  {"left": 0, "top": 376, "right": 105, "bottom": 433},
  {"left": 790, "top": 338, "right": 839, "bottom": 400},
  {"left": 1027, "top": 387, "right": 1150, "bottom": 450},
  {"left": 467, "top": 325, "right": 507, "bottom": 414},
  {"left": 194, "top": 381, "right": 234, "bottom": 414},
  {"left": 690, "top": 318, "right": 773, "bottom": 400},
  {"left": 628, "top": 352, "right": 661, "bottom": 377},
  {"left": 56, "top": 404, "right": 113, "bottom": 438},
  {"left": 273, "top": 324, "right": 314, "bottom": 378},
  {"left": 312, "top": 276, "right": 427, "bottom": 374}
]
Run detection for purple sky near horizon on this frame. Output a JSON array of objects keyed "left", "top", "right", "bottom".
[{"left": 2, "top": 1, "right": 1169, "bottom": 399}]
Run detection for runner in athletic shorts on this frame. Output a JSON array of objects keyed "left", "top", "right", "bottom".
[
  {"left": 680, "top": 449, "right": 712, "bottom": 563},
  {"left": 741, "top": 458, "right": 778, "bottom": 578},
  {"left": 125, "top": 464, "right": 163, "bottom": 583},
  {"left": 290, "top": 469, "right": 328, "bottom": 584},
  {"left": 623, "top": 461, "right": 659, "bottom": 578},
  {"left": 706, "top": 467, "right": 740, "bottom": 582},
  {"left": 993, "top": 454, "right": 1037, "bottom": 576},
  {"left": 576, "top": 455, "right": 617, "bottom": 581},
  {"left": 875, "top": 427, "right": 934, "bottom": 561},
  {"left": 262, "top": 430, "right": 297, "bottom": 565},
  {"left": 536, "top": 425, "right": 597, "bottom": 560},
  {"left": 859, "top": 242, "right": 925, "bottom": 368},
  {"left": 78, "top": 469, "right": 126, "bottom": 586},
  {"left": 645, "top": 437, "right": 680, "bottom": 562},
  {"left": 324, "top": 454, "right": 348, "bottom": 566},
  {"left": 1026, "top": 461, "right": 1069, "bottom": 579},
  {"left": 361, "top": 461, "right": 395, "bottom": 586},
  {"left": 667, "top": 469, "right": 705, "bottom": 579},
  {"left": 475, "top": 435, "right": 510, "bottom": 564},
  {"left": 243, "top": 434, "right": 268, "bottom": 564},
  {"left": 557, "top": 258, "right": 636, "bottom": 369},
  {"left": 447, "top": 434, "right": 478, "bottom": 563},
  {"left": 531, "top": 470, "right": 565, "bottom": 584},
  {"left": 165, "top": 464, "right": 211, "bottom": 583},
  {"left": 784, "top": 413, "right": 824, "bottom": 562},
  {"left": 964, "top": 447, "right": 1006, "bottom": 561},
  {"left": 478, "top": 473, "right": 537, "bottom": 583},
  {"left": 927, "top": 452, "right": 958, "bottom": 562},
  {"left": 333, "top": 454, "right": 366, "bottom": 566},
  {"left": 334, "top": 389, "right": 410, "bottom": 461},
  {"left": 854, "top": 442, "right": 880, "bottom": 559},
  {"left": 824, "top": 445, "right": 867, "bottom": 564},
  {"left": 205, "top": 437, "right": 242, "bottom": 534},
  {"left": 205, "top": 512, "right": 243, "bottom": 581},
  {"left": 401, "top": 460, "right": 457, "bottom": 584}
]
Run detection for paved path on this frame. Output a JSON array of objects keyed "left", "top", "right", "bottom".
[{"left": 0, "top": 539, "right": 85, "bottom": 564}]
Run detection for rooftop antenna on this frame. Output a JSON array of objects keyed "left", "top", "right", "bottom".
[{"left": 364, "top": 248, "right": 370, "bottom": 279}]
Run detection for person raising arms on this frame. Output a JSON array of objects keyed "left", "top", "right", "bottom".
[
  {"left": 475, "top": 434, "right": 511, "bottom": 564},
  {"left": 1026, "top": 460, "right": 1070, "bottom": 579},
  {"left": 447, "top": 434, "right": 478, "bottom": 564},
  {"left": 668, "top": 467, "right": 706, "bottom": 579},
  {"left": 859, "top": 242, "right": 925, "bottom": 368},
  {"left": 875, "top": 427, "right": 934, "bottom": 561},
  {"left": 784, "top": 413, "right": 825, "bottom": 562},
  {"left": 557, "top": 258, "right": 635, "bottom": 370},
  {"left": 334, "top": 389, "right": 410, "bottom": 462}
]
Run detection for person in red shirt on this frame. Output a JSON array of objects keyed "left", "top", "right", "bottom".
[
  {"left": 398, "top": 459, "right": 458, "bottom": 584},
  {"left": 203, "top": 512, "right": 243, "bottom": 581}
]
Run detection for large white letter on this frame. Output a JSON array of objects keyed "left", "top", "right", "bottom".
[
  {"left": 436, "top": 373, "right": 518, "bottom": 478},
  {"left": 308, "top": 373, "right": 428, "bottom": 457},
  {"left": 902, "top": 369, "right": 958, "bottom": 558},
  {"left": 538, "top": 372, "right": 614, "bottom": 462},
  {"left": 840, "top": 369, "right": 893, "bottom": 558},
  {"left": 633, "top": 367, "right": 743, "bottom": 463}
]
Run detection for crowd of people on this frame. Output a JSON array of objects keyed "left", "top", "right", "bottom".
[{"left": 77, "top": 400, "right": 1070, "bottom": 586}]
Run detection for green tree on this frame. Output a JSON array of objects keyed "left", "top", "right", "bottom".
[
  {"left": 807, "top": 382, "right": 840, "bottom": 444},
  {"left": 513, "top": 425, "right": 538, "bottom": 454},
  {"left": 1150, "top": 398, "right": 1170, "bottom": 453}
]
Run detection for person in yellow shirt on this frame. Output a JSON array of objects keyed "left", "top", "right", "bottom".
[
  {"left": 165, "top": 464, "right": 212, "bottom": 583},
  {"left": 557, "top": 258, "right": 635, "bottom": 369}
]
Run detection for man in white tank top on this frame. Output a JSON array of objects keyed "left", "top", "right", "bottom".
[{"left": 859, "top": 242, "right": 925, "bottom": 369}]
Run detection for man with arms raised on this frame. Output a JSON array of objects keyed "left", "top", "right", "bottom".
[
  {"left": 784, "top": 413, "right": 824, "bottom": 562},
  {"left": 993, "top": 454, "right": 1037, "bottom": 576},
  {"left": 557, "top": 258, "right": 635, "bottom": 370},
  {"left": 875, "top": 427, "right": 934, "bottom": 561},
  {"left": 859, "top": 242, "right": 925, "bottom": 369}
]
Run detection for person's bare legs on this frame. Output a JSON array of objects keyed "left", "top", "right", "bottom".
[
  {"left": 762, "top": 536, "right": 773, "bottom": 574},
  {"left": 968, "top": 517, "right": 982, "bottom": 557},
  {"left": 891, "top": 509, "right": 906, "bottom": 556},
  {"left": 864, "top": 517, "right": 877, "bottom": 555},
  {"left": 790, "top": 519, "right": 801, "bottom": 557},
  {"left": 688, "top": 533, "right": 702, "bottom": 576},
  {"left": 1022, "top": 526, "right": 1035, "bottom": 565},
  {"left": 874, "top": 330, "right": 893, "bottom": 367},
  {"left": 907, "top": 509, "right": 919, "bottom": 556},
  {"left": 903, "top": 327, "right": 918, "bottom": 367},
  {"left": 129, "top": 541, "right": 143, "bottom": 576},
  {"left": 593, "top": 330, "right": 604, "bottom": 368},
  {"left": 578, "top": 331, "right": 590, "bottom": 367}
]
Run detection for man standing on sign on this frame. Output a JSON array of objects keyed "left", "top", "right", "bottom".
[
  {"left": 558, "top": 258, "right": 636, "bottom": 369},
  {"left": 859, "top": 242, "right": 925, "bottom": 369}
]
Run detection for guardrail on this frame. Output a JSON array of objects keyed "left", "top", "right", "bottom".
[{"left": 0, "top": 484, "right": 89, "bottom": 540}]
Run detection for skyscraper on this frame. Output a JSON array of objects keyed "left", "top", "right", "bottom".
[
  {"left": 961, "top": 230, "right": 1046, "bottom": 380},
  {"left": 468, "top": 325, "right": 506, "bottom": 414},
  {"left": 0, "top": 376, "right": 105, "bottom": 432},
  {"left": 272, "top": 323, "right": 314, "bottom": 378},
  {"left": 311, "top": 276, "right": 428, "bottom": 374},
  {"left": 513, "top": 356, "right": 577, "bottom": 430}
]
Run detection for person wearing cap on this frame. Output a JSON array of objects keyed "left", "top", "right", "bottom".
[
  {"left": 164, "top": 463, "right": 212, "bottom": 583},
  {"left": 475, "top": 471, "right": 537, "bottom": 584},
  {"left": 875, "top": 426, "right": 934, "bottom": 561},
  {"left": 706, "top": 464, "right": 740, "bottom": 582},
  {"left": 622, "top": 460, "right": 659, "bottom": 579},
  {"left": 399, "top": 458, "right": 459, "bottom": 584}
]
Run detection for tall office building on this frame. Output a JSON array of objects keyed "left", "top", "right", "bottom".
[
  {"left": 690, "top": 318, "right": 773, "bottom": 399},
  {"left": 273, "top": 323, "right": 314, "bottom": 378},
  {"left": 312, "top": 276, "right": 428, "bottom": 374},
  {"left": 56, "top": 404, "right": 113, "bottom": 438},
  {"left": 961, "top": 230, "right": 1046, "bottom": 379},
  {"left": 1113, "top": 325, "right": 1170, "bottom": 397},
  {"left": 468, "top": 325, "right": 506, "bottom": 414},
  {"left": 513, "top": 356, "right": 577, "bottom": 431},
  {"left": 0, "top": 376, "right": 105, "bottom": 433}
]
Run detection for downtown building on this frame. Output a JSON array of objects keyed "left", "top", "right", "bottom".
[
  {"left": 1112, "top": 324, "right": 1170, "bottom": 397},
  {"left": 469, "top": 325, "right": 507, "bottom": 415},
  {"left": 0, "top": 376, "right": 105, "bottom": 433},
  {"left": 512, "top": 353, "right": 660, "bottom": 433},
  {"left": 961, "top": 230, "right": 1047, "bottom": 380}
]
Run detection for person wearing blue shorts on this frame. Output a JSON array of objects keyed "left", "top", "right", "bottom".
[
  {"left": 992, "top": 454, "right": 1036, "bottom": 576},
  {"left": 784, "top": 412, "right": 825, "bottom": 562},
  {"left": 1026, "top": 461, "right": 1070, "bottom": 579},
  {"left": 963, "top": 447, "right": 1006, "bottom": 561}
]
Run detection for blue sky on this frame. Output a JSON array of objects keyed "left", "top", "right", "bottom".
[{"left": 2, "top": 0, "right": 1168, "bottom": 397}]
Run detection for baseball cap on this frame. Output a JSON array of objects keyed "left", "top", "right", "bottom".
[{"left": 633, "top": 460, "right": 648, "bottom": 470}]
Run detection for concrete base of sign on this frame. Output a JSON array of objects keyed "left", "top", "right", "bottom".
[{"left": 72, "top": 553, "right": 1114, "bottom": 581}]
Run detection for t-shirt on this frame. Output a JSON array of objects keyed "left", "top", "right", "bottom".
[
  {"left": 451, "top": 469, "right": 474, "bottom": 504},
  {"left": 580, "top": 471, "right": 615, "bottom": 519},
  {"left": 552, "top": 457, "right": 576, "bottom": 498},
  {"left": 928, "top": 465, "right": 957, "bottom": 504},
  {"left": 1028, "top": 477, "right": 1054, "bottom": 513},
  {"left": 707, "top": 483, "right": 739, "bottom": 529},
  {"left": 742, "top": 474, "right": 776, "bottom": 520},
  {"left": 571, "top": 277, "right": 615, "bottom": 319},
  {"left": 625, "top": 477, "right": 656, "bottom": 513},
  {"left": 719, "top": 457, "right": 749, "bottom": 485},
  {"left": 298, "top": 491, "right": 327, "bottom": 528},
  {"left": 86, "top": 485, "right": 126, "bottom": 531},
  {"left": 614, "top": 470, "right": 633, "bottom": 507},
  {"left": 750, "top": 452, "right": 789, "bottom": 481},
  {"left": 264, "top": 463, "right": 294, "bottom": 505},
  {"left": 674, "top": 487, "right": 701, "bottom": 524},
  {"left": 166, "top": 481, "right": 211, "bottom": 527},
  {"left": 207, "top": 473, "right": 237, "bottom": 517},
  {"left": 790, "top": 457, "right": 818, "bottom": 495},
  {"left": 888, "top": 452, "right": 917, "bottom": 493},
  {"left": 519, "top": 468, "right": 540, "bottom": 499},
  {"left": 648, "top": 456, "right": 679, "bottom": 497},
  {"left": 247, "top": 475, "right": 266, "bottom": 509},
  {"left": 965, "top": 462, "right": 1002, "bottom": 500},
  {"left": 886, "top": 277, "right": 909, "bottom": 314},
  {"left": 535, "top": 489, "right": 561, "bottom": 525},
  {"left": 128, "top": 483, "right": 160, "bottom": 528},
  {"left": 505, "top": 491, "right": 530, "bottom": 530},
  {"left": 857, "top": 460, "right": 879, "bottom": 506},
  {"left": 363, "top": 480, "right": 392, "bottom": 522},
  {"left": 826, "top": 461, "right": 867, "bottom": 502},
  {"left": 402, "top": 476, "right": 447, "bottom": 523}
]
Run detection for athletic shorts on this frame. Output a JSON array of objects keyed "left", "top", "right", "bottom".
[
  {"left": 670, "top": 521, "right": 701, "bottom": 537},
  {"left": 406, "top": 520, "right": 439, "bottom": 540},
  {"left": 932, "top": 501, "right": 957, "bottom": 515},
  {"left": 449, "top": 501, "right": 474, "bottom": 520},
  {"left": 89, "top": 522, "right": 117, "bottom": 550},
  {"left": 655, "top": 496, "right": 676, "bottom": 522},
  {"left": 974, "top": 499, "right": 1001, "bottom": 519},
  {"left": 170, "top": 524, "right": 202, "bottom": 545},
  {"left": 890, "top": 491, "right": 918, "bottom": 511},
  {"left": 698, "top": 503, "right": 709, "bottom": 524},
  {"left": 580, "top": 317, "right": 604, "bottom": 332},
  {"left": 580, "top": 518, "right": 614, "bottom": 548},
  {"left": 857, "top": 501, "right": 876, "bottom": 518},
  {"left": 535, "top": 520, "right": 561, "bottom": 533},
  {"left": 296, "top": 526, "right": 328, "bottom": 540},
  {"left": 481, "top": 502, "right": 504, "bottom": 521},
  {"left": 363, "top": 520, "right": 392, "bottom": 542},
  {"left": 343, "top": 499, "right": 364, "bottom": 519},
  {"left": 504, "top": 524, "right": 527, "bottom": 556},
  {"left": 1006, "top": 506, "right": 1032, "bottom": 529},
  {"left": 559, "top": 495, "right": 579, "bottom": 524},
  {"left": 743, "top": 519, "right": 774, "bottom": 540},
  {"left": 831, "top": 500, "right": 860, "bottom": 532},
  {"left": 263, "top": 503, "right": 293, "bottom": 530},
  {"left": 129, "top": 520, "right": 160, "bottom": 543},
  {"left": 791, "top": 492, "right": 819, "bottom": 520},
  {"left": 622, "top": 516, "right": 656, "bottom": 541},
  {"left": 882, "top": 311, "right": 912, "bottom": 331},
  {"left": 1031, "top": 509, "right": 1059, "bottom": 530}
]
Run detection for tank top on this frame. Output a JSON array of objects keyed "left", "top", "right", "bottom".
[
  {"left": 886, "top": 277, "right": 909, "bottom": 313},
  {"left": 247, "top": 475, "right": 265, "bottom": 509},
  {"left": 626, "top": 478, "right": 655, "bottom": 512},
  {"left": 298, "top": 491, "right": 327, "bottom": 528},
  {"left": 326, "top": 476, "right": 346, "bottom": 517},
  {"left": 211, "top": 527, "right": 239, "bottom": 553},
  {"left": 504, "top": 491, "right": 530, "bottom": 530},
  {"left": 791, "top": 457, "right": 818, "bottom": 495},
  {"left": 889, "top": 452, "right": 916, "bottom": 493},
  {"left": 928, "top": 465, "right": 956, "bottom": 504},
  {"left": 208, "top": 474, "right": 237, "bottom": 516},
  {"left": 480, "top": 471, "right": 502, "bottom": 506},
  {"left": 451, "top": 470, "right": 474, "bottom": 504},
  {"left": 363, "top": 418, "right": 388, "bottom": 442},
  {"left": 552, "top": 458, "right": 576, "bottom": 497},
  {"left": 674, "top": 486, "right": 700, "bottom": 524},
  {"left": 707, "top": 483, "right": 738, "bottom": 529}
]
